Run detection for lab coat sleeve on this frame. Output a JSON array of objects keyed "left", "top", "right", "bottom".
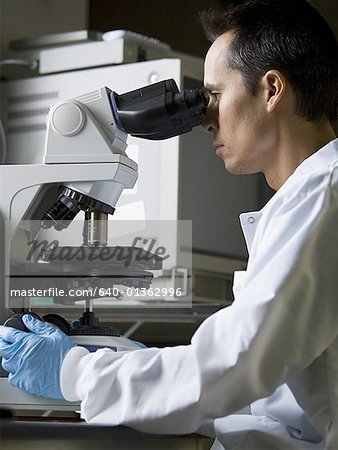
[{"left": 60, "top": 169, "right": 338, "bottom": 434}]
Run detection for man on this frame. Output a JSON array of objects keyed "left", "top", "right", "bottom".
[{"left": 1, "top": 0, "right": 338, "bottom": 449}]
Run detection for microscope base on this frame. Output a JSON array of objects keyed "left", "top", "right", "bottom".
[{"left": 0, "top": 378, "right": 80, "bottom": 412}]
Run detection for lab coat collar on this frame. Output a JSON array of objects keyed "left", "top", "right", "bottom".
[
  {"left": 259, "top": 137, "right": 338, "bottom": 218},
  {"left": 239, "top": 138, "right": 338, "bottom": 254},
  {"left": 239, "top": 212, "right": 262, "bottom": 254},
  {"left": 292, "top": 137, "right": 338, "bottom": 178},
  {"left": 261, "top": 135, "right": 338, "bottom": 204}
]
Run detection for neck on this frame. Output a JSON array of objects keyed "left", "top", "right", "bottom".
[{"left": 265, "top": 120, "right": 336, "bottom": 190}]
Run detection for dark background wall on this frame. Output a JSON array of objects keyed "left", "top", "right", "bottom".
[
  {"left": 88, "top": 0, "right": 220, "bottom": 58},
  {"left": 88, "top": 0, "right": 338, "bottom": 58}
]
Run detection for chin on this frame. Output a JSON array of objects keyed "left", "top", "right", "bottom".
[
  {"left": 222, "top": 159, "right": 254, "bottom": 176},
  {"left": 222, "top": 159, "right": 240, "bottom": 174}
]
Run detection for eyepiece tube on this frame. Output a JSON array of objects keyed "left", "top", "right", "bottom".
[{"left": 111, "top": 79, "right": 209, "bottom": 140}]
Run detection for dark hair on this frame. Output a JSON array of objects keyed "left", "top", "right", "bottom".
[{"left": 200, "top": 0, "right": 338, "bottom": 125}]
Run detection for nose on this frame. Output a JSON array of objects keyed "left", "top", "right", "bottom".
[{"left": 202, "top": 105, "right": 218, "bottom": 134}]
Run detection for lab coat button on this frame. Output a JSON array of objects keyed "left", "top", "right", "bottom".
[{"left": 248, "top": 216, "right": 255, "bottom": 224}]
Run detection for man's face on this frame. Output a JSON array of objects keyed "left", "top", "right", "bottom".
[{"left": 203, "top": 32, "right": 275, "bottom": 175}]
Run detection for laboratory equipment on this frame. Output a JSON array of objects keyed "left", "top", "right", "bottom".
[{"left": 1, "top": 75, "right": 206, "bottom": 332}]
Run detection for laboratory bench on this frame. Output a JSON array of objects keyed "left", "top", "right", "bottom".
[{"left": 0, "top": 414, "right": 213, "bottom": 450}]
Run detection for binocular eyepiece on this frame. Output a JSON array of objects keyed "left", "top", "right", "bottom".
[{"left": 111, "top": 78, "right": 209, "bottom": 140}]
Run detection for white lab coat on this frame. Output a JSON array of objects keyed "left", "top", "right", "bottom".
[{"left": 61, "top": 138, "right": 338, "bottom": 450}]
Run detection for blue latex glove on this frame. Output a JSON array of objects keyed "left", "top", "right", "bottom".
[{"left": 0, "top": 314, "right": 75, "bottom": 399}]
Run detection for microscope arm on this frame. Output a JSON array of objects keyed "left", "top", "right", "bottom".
[{"left": 44, "top": 86, "right": 131, "bottom": 165}]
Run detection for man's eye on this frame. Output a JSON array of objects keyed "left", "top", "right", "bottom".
[{"left": 210, "top": 93, "right": 221, "bottom": 102}]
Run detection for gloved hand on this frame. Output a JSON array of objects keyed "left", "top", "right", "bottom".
[{"left": 0, "top": 314, "right": 75, "bottom": 399}]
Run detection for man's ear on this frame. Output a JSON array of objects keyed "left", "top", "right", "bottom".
[{"left": 262, "top": 70, "right": 287, "bottom": 113}]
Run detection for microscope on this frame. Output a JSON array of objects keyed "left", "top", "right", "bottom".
[{"left": 1, "top": 78, "right": 208, "bottom": 353}]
